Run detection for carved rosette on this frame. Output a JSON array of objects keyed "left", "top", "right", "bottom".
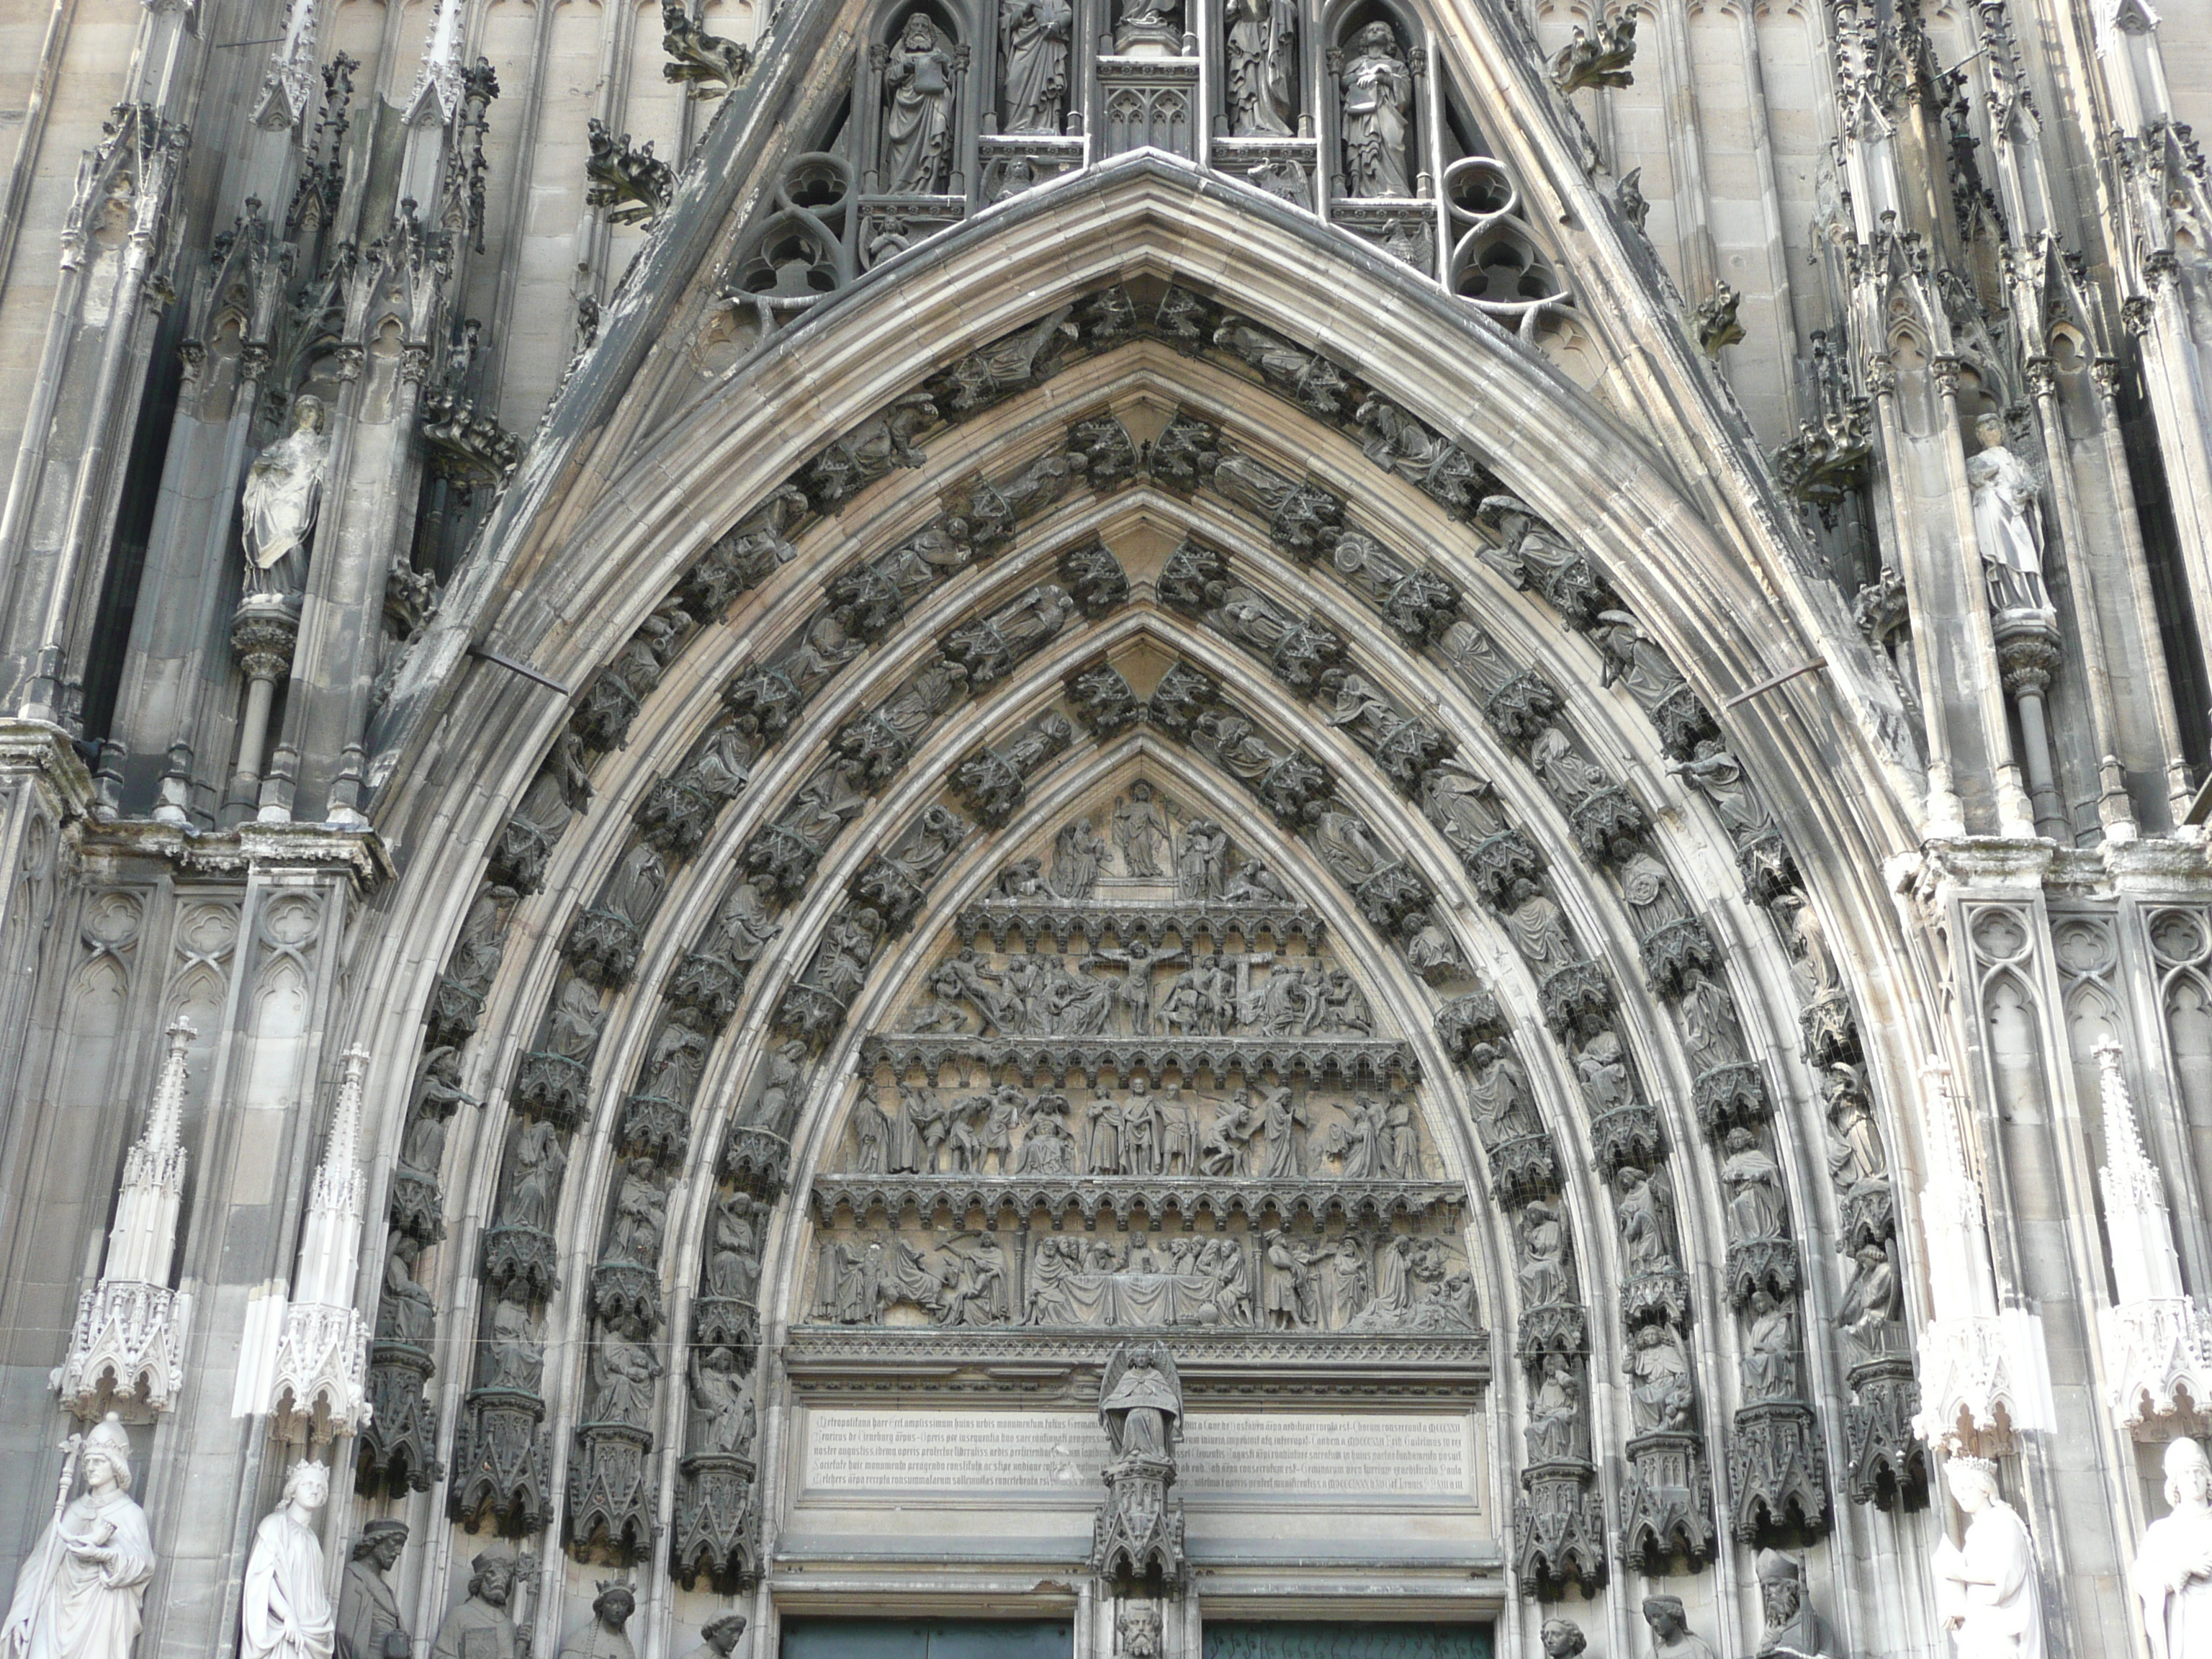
[
  {"left": 1727, "top": 1400, "right": 1831, "bottom": 1543},
  {"left": 449, "top": 1387, "right": 552, "bottom": 1534},
  {"left": 1619, "top": 1430, "right": 1719, "bottom": 1570},
  {"left": 358, "top": 1339, "right": 442, "bottom": 1496},
  {"left": 230, "top": 601, "right": 300, "bottom": 683},
  {"left": 1514, "top": 1461, "right": 1606, "bottom": 1597},
  {"left": 1843, "top": 1358, "right": 1926, "bottom": 1509},
  {"left": 673, "top": 1452, "right": 759, "bottom": 1589},
  {"left": 570, "top": 1421, "right": 656, "bottom": 1559}
]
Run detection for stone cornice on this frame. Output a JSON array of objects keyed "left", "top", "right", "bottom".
[
  {"left": 0, "top": 718, "right": 95, "bottom": 817},
  {"left": 72, "top": 817, "right": 395, "bottom": 891}
]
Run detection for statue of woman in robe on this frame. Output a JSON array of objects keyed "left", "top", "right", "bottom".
[
  {"left": 999, "top": 0, "right": 1071, "bottom": 134},
  {"left": 1226, "top": 0, "right": 1295, "bottom": 135},
  {"left": 882, "top": 16, "right": 957, "bottom": 194},
  {"left": 1719, "top": 1128, "right": 1786, "bottom": 1239},
  {"left": 1, "top": 1413, "right": 156, "bottom": 1659},
  {"left": 1339, "top": 23, "right": 1412, "bottom": 197},
  {"left": 1935, "top": 1457, "right": 2046, "bottom": 1658},
  {"left": 241, "top": 397, "right": 329, "bottom": 600},
  {"left": 1966, "top": 413, "right": 2051, "bottom": 613},
  {"left": 240, "top": 1461, "right": 336, "bottom": 1659},
  {"left": 2135, "top": 1437, "right": 2212, "bottom": 1659}
]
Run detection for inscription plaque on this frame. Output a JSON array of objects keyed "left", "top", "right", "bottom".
[{"left": 800, "top": 1409, "right": 1478, "bottom": 1505}]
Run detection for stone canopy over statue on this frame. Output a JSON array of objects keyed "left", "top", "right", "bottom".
[{"left": 240, "top": 396, "right": 329, "bottom": 600}]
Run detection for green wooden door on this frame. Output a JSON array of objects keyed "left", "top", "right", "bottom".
[
  {"left": 780, "top": 1619, "right": 1074, "bottom": 1659},
  {"left": 1202, "top": 1622, "right": 1494, "bottom": 1659}
]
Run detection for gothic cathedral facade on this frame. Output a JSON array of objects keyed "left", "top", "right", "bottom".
[{"left": 0, "top": 0, "right": 2208, "bottom": 1655}]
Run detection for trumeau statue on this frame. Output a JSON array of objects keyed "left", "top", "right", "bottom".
[
  {"left": 1966, "top": 413, "right": 2052, "bottom": 613},
  {"left": 240, "top": 396, "right": 329, "bottom": 599},
  {"left": 240, "top": 1461, "right": 336, "bottom": 1659},
  {"left": 1, "top": 1413, "right": 156, "bottom": 1659},
  {"left": 337, "top": 1522, "right": 408, "bottom": 1659},
  {"left": 1934, "top": 1457, "right": 2046, "bottom": 1659},
  {"left": 432, "top": 1554, "right": 520, "bottom": 1659},
  {"left": 1100, "top": 1341, "right": 1182, "bottom": 1459},
  {"left": 2134, "top": 1439, "right": 2212, "bottom": 1659},
  {"left": 1340, "top": 24, "right": 1413, "bottom": 197},
  {"left": 1225, "top": 0, "right": 1295, "bottom": 135},
  {"left": 999, "top": 0, "right": 1071, "bottom": 133},
  {"left": 882, "top": 16, "right": 957, "bottom": 194}
]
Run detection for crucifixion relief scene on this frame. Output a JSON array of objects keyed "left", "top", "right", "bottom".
[{"left": 0, "top": 0, "right": 2211, "bottom": 1655}]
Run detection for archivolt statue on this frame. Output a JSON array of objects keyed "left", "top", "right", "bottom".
[{"left": 241, "top": 397, "right": 329, "bottom": 599}]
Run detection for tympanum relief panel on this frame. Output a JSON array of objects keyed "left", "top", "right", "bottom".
[{"left": 799, "top": 785, "right": 1483, "bottom": 1349}]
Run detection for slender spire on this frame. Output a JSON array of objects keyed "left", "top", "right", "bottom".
[{"left": 2095, "top": 1038, "right": 2183, "bottom": 1306}]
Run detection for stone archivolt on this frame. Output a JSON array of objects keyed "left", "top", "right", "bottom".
[{"left": 363, "top": 270, "right": 1892, "bottom": 1629}]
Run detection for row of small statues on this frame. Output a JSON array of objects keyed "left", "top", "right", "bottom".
[
  {"left": 887, "top": 11, "right": 1419, "bottom": 197},
  {"left": 849, "top": 1078, "right": 1428, "bottom": 1180},
  {"left": 909, "top": 945, "right": 1375, "bottom": 1038},
  {"left": 813, "top": 1226, "right": 1475, "bottom": 1334},
  {"left": 0, "top": 1420, "right": 752, "bottom": 1659},
  {"left": 13, "top": 1417, "right": 2212, "bottom": 1654}
]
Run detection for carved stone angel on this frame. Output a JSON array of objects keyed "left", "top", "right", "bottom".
[{"left": 1099, "top": 1341, "right": 1182, "bottom": 1459}]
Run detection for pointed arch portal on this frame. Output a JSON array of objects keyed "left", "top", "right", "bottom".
[{"left": 325, "top": 153, "right": 1932, "bottom": 1659}]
